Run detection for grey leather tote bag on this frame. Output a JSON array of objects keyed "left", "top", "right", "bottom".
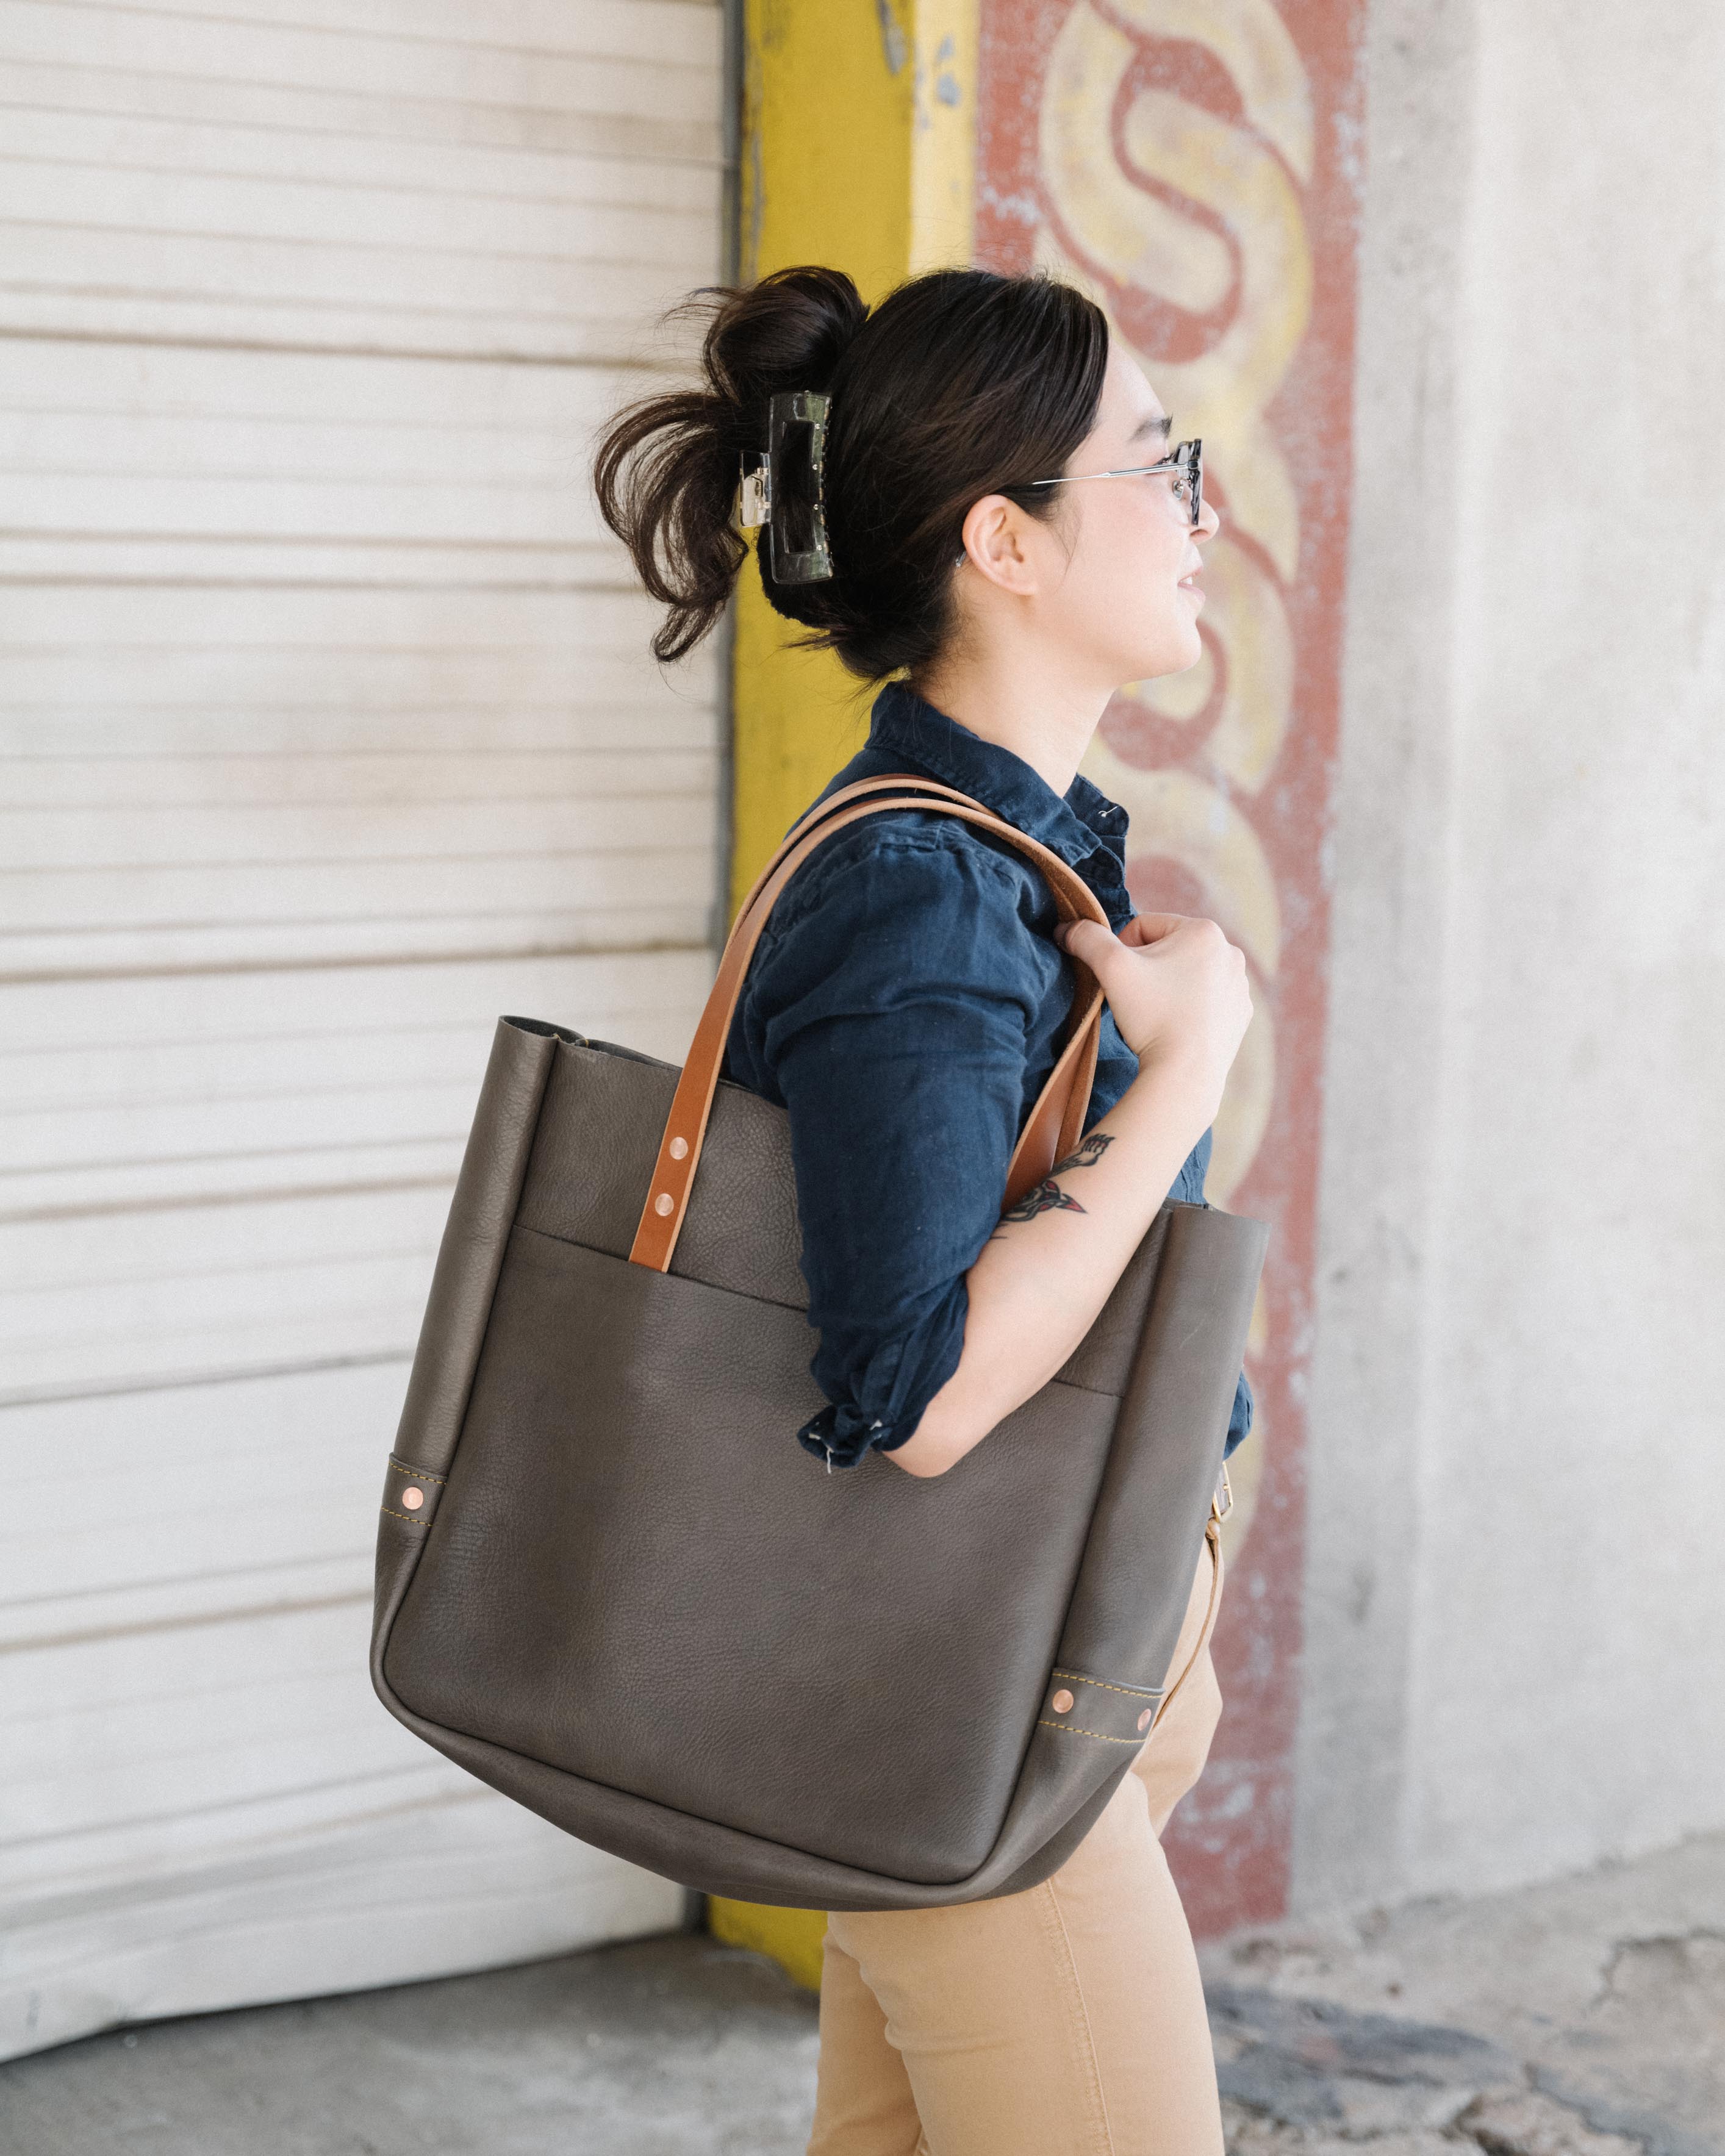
[{"left": 370, "top": 775, "right": 1267, "bottom": 1912}]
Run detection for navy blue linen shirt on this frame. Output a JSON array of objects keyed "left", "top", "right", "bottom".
[{"left": 723, "top": 681, "right": 1254, "bottom": 1470}]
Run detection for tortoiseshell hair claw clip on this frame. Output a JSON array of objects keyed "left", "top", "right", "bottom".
[{"left": 738, "top": 390, "right": 833, "bottom": 585}]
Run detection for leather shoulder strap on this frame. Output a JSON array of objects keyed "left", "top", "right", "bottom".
[{"left": 628, "top": 775, "right": 1109, "bottom": 1272}]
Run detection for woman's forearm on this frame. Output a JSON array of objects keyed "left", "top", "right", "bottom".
[{"left": 888, "top": 1051, "right": 1217, "bottom": 1477}]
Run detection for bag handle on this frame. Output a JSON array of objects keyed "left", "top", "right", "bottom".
[{"left": 628, "top": 774, "right": 1111, "bottom": 1272}]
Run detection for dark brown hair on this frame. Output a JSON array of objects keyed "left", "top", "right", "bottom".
[{"left": 593, "top": 265, "right": 1110, "bottom": 679}]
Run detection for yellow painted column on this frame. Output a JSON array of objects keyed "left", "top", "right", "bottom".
[
  {"left": 727, "top": 0, "right": 979, "bottom": 910},
  {"left": 706, "top": 0, "right": 978, "bottom": 1991}
]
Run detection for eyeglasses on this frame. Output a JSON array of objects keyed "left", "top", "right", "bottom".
[
  {"left": 950, "top": 437, "right": 1203, "bottom": 568},
  {"left": 1025, "top": 436, "right": 1203, "bottom": 529}
]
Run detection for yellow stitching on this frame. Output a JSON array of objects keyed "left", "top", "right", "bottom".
[
  {"left": 380, "top": 1505, "right": 428, "bottom": 1524},
  {"left": 1036, "top": 1719, "right": 1141, "bottom": 1744},
  {"left": 1052, "top": 1672, "right": 1159, "bottom": 1697},
  {"left": 388, "top": 1461, "right": 446, "bottom": 1485},
  {"left": 1051, "top": 1672, "right": 1163, "bottom": 1700}
]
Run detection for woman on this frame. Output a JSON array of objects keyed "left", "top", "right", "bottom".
[{"left": 597, "top": 265, "right": 1255, "bottom": 2156}]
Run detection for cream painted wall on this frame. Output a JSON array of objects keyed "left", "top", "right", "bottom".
[{"left": 1297, "top": 0, "right": 1725, "bottom": 1911}]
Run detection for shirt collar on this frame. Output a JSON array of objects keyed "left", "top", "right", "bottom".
[{"left": 863, "top": 681, "right": 1131, "bottom": 879}]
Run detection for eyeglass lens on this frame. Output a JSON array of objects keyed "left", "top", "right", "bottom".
[{"left": 1178, "top": 440, "right": 1202, "bottom": 528}]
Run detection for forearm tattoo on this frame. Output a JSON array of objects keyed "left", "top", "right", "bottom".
[
  {"left": 1052, "top": 1133, "right": 1114, "bottom": 1176},
  {"left": 995, "top": 1132, "right": 1116, "bottom": 1227}
]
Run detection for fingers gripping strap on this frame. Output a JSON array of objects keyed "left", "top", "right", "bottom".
[{"left": 628, "top": 778, "right": 1111, "bottom": 1272}]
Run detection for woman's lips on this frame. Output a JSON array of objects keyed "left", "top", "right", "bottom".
[{"left": 1178, "top": 573, "right": 1204, "bottom": 604}]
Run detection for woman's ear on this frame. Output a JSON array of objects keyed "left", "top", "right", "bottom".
[{"left": 961, "top": 495, "right": 1041, "bottom": 596}]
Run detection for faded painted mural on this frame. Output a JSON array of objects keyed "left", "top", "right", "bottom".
[{"left": 977, "top": 0, "right": 1366, "bottom": 1931}]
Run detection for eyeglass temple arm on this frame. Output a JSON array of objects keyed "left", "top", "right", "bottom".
[{"left": 1025, "top": 453, "right": 1194, "bottom": 489}]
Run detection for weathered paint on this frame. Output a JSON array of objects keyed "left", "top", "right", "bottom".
[
  {"left": 705, "top": 1886, "right": 828, "bottom": 1994},
  {"left": 729, "top": 0, "right": 980, "bottom": 912},
  {"left": 976, "top": 0, "right": 1366, "bottom": 1932}
]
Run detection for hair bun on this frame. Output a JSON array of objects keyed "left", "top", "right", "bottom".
[
  {"left": 592, "top": 268, "right": 867, "bottom": 663},
  {"left": 704, "top": 265, "right": 867, "bottom": 411}
]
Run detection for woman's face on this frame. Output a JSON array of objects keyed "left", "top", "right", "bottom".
[{"left": 1032, "top": 343, "right": 1219, "bottom": 687}]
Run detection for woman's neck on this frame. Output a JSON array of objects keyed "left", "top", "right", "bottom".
[{"left": 913, "top": 642, "right": 1111, "bottom": 801}]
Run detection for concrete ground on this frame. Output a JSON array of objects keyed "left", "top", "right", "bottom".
[
  {"left": 1200, "top": 1828, "right": 1725, "bottom": 2156},
  {"left": 0, "top": 1932, "right": 820, "bottom": 2156},
  {"left": 3, "top": 1832, "right": 1720, "bottom": 2156}
]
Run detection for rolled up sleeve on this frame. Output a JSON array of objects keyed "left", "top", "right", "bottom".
[
  {"left": 1225, "top": 1371, "right": 1254, "bottom": 1458},
  {"left": 730, "top": 828, "right": 1042, "bottom": 1469}
]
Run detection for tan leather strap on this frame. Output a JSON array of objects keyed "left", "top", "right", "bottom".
[
  {"left": 741, "top": 778, "right": 1110, "bottom": 1198},
  {"left": 628, "top": 775, "right": 1110, "bottom": 1271},
  {"left": 726, "top": 772, "right": 992, "bottom": 922},
  {"left": 1149, "top": 1521, "right": 1224, "bottom": 1736}
]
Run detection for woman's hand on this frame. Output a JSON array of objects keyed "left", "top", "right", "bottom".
[
  {"left": 1058, "top": 912, "right": 1252, "bottom": 1123},
  {"left": 892, "top": 911, "right": 1254, "bottom": 1480}
]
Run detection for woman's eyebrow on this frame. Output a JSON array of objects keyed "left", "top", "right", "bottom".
[{"left": 1128, "top": 414, "right": 1174, "bottom": 445}]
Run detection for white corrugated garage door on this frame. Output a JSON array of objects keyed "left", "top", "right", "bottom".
[{"left": 0, "top": 0, "right": 726, "bottom": 2059}]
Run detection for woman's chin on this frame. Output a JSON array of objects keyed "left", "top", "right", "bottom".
[{"left": 1126, "top": 628, "right": 1203, "bottom": 682}]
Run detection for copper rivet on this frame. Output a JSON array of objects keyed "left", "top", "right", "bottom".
[
  {"left": 401, "top": 1487, "right": 425, "bottom": 1511},
  {"left": 669, "top": 1136, "right": 689, "bottom": 1160},
  {"left": 1137, "top": 1707, "right": 1153, "bottom": 1732},
  {"left": 1051, "top": 1688, "right": 1074, "bottom": 1714},
  {"left": 654, "top": 1192, "right": 675, "bottom": 1216}
]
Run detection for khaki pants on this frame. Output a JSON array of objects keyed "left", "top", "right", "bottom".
[{"left": 808, "top": 1535, "right": 1226, "bottom": 2156}]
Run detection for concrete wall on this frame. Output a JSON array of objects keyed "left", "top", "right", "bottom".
[{"left": 1298, "top": 0, "right": 1725, "bottom": 1912}]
